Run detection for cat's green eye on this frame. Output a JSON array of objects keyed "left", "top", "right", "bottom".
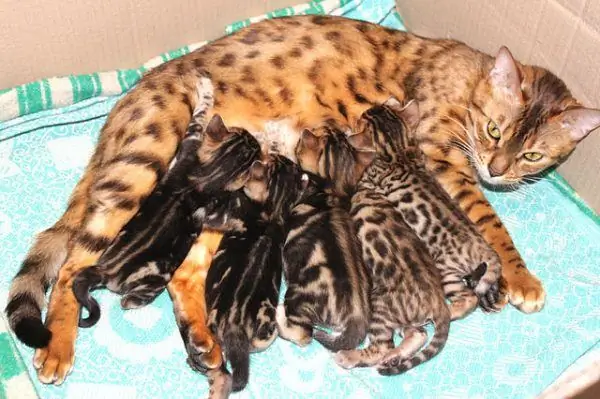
[
  {"left": 486, "top": 120, "right": 501, "bottom": 140},
  {"left": 523, "top": 152, "right": 543, "bottom": 162}
]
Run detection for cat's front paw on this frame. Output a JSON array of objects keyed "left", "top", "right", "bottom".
[
  {"left": 332, "top": 350, "right": 361, "bottom": 369},
  {"left": 506, "top": 272, "right": 545, "bottom": 313},
  {"left": 477, "top": 281, "right": 504, "bottom": 313}
]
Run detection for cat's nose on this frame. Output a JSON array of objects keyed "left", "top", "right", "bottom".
[{"left": 488, "top": 155, "right": 509, "bottom": 177}]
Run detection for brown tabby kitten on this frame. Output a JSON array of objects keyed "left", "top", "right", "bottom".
[
  {"left": 275, "top": 138, "right": 371, "bottom": 352},
  {"left": 9, "top": 15, "right": 600, "bottom": 384}
]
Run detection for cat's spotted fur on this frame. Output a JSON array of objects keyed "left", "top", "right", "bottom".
[{"left": 8, "top": 15, "right": 600, "bottom": 384}]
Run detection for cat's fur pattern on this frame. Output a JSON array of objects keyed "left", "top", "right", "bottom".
[
  {"left": 72, "top": 105, "right": 261, "bottom": 327},
  {"left": 204, "top": 157, "right": 313, "bottom": 392},
  {"left": 340, "top": 161, "right": 451, "bottom": 375},
  {"left": 12, "top": 15, "right": 600, "bottom": 385},
  {"left": 354, "top": 99, "right": 502, "bottom": 318},
  {"left": 275, "top": 142, "right": 371, "bottom": 352}
]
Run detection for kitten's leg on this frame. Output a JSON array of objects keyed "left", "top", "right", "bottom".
[
  {"left": 206, "top": 365, "right": 233, "bottom": 399},
  {"left": 425, "top": 157, "right": 544, "bottom": 313},
  {"left": 378, "top": 327, "right": 427, "bottom": 367},
  {"left": 275, "top": 303, "right": 313, "bottom": 347},
  {"left": 169, "top": 231, "right": 224, "bottom": 371},
  {"left": 252, "top": 302, "right": 278, "bottom": 351},
  {"left": 333, "top": 308, "right": 394, "bottom": 368}
]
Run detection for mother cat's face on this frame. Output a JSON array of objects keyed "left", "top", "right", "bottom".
[{"left": 466, "top": 47, "right": 600, "bottom": 186}]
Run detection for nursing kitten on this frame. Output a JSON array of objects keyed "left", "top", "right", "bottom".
[
  {"left": 72, "top": 113, "right": 261, "bottom": 327},
  {"left": 351, "top": 99, "right": 502, "bottom": 318},
  {"left": 274, "top": 129, "right": 371, "bottom": 351},
  {"left": 301, "top": 124, "right": 451, "bottom": 374}
]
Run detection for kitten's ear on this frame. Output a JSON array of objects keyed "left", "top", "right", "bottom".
[
  {"left": 489, "top": 46, "right": 523, "bottom": 101},
  {"left": 558, "top": 107, "right": 600, "bottom": 141},
  {"left": 347, "top": 132, "right": 373, "bottom": 150},
  {"left": 205, "top": 114, "right": 232, "bottom": 142},
  {"left": 354, "top": 149, "right": 377, "bottom": 168},
  {"left": 383, "top": 96, "right": 404, "bottom": 112},
  {"left": 299, "top": 129, "right": 321, "bottom": 150},
  {"left": 398, "top": 99, "right": 420, "bottom": 132}
]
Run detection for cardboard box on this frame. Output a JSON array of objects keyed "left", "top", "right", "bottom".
[
  {"left": 0, "top": 0, "right": 295, "bottom": 89},
  {"left": 396, "top": 0, "right": 600, "bottom": 213}
]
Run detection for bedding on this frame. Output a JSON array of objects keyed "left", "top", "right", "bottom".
[{"left": 0, "top": 1, "right": 598, "bottom": 398}]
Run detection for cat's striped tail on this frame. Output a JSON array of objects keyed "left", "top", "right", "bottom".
[
  {"left": 4, "top": 227, "right": 71, "bottom": 348},
  {"left": 72, "top": 265, "right": 104, "bottom": 328},
  {"left": 378, "top": 310, "right": 451, "bottom": 376},
  {"left": 224, "top": 327, "right": 250, "bottom": 392}
]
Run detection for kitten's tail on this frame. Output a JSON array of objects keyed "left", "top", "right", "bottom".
[
  {"left": 313, "top": 316, "right": 367, "bottom": 352},
  {"left": 223, "top": 328, "right": 250, "bottom": 392},
  {"left": 378, "top": 309, "right": 451, "bottom": 376},
  {"left": 72, "top": 265, "right": 105, "bottom": 328}
]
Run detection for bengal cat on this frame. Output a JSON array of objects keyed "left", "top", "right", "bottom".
[{"left": 7, "top": 15, "right": 600, "bottom": 384}]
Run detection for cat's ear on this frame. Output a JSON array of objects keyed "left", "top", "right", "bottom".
[
  {"left": 383, "top": 96, "right": 404, "bottom": 112},
  {"left": 205, "top": 114, "right": 232, "bottom": 142},
  {"left": 557, "top": 107, "right": 600, "bottom": 141},
  {"left": 354, "top": 149, "right": 377, "bottom": 168},
  {"left": 489, "top": 46, "right": 523, "bottom": 101},
  {"left": 299, "top": 129, "right": 322, "bottom": 150},
  {"left": 398, "top": 99, "right": 420, "bottom": 132},
  {"left": 347, "top": 132, "right": 373, "bottom": 150}
]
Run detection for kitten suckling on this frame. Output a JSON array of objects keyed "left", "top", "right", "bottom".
[
  {"left": 204, "top": 156, "right": 310, "bottom": 393},
  {"left": 274, "top": 129, "right": 371, "bottom": 352},
  {"left": 297, "top": 124, "right": 450, "bottom": 375},
  {"left": 354, "top": 98, "right": 502, "bottom": 319},
  {"left": 72, "top": 104, "right": 261, "bottom": 327}
]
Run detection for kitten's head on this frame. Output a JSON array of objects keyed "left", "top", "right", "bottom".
[
  {"left": 467, "top": 46, "right": 600, "bottom": 186},
  {"left": 354, "top": 98, "right": 421, "bottom": 163},
  {"left": 192, "top": 114, "right": 261, "bottom": 193},
  {"left": 194, "top": 190, "right": 256, "bottom": 233},
  {"left": 296, "top": 127, "right": 376, "bottom": 196},
  {"left": 243, "top": 155, "right": 317, "bottom": 222}
]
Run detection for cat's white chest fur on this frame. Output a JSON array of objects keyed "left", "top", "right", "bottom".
[{"left": 253, "top": 119, "right": 300, "bottom": 161}]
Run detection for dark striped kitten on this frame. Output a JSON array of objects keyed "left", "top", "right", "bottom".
[
  {"left": 351, "top": 99, "right": 502, "bottom": 318},
  {"left": 273, "top": 130, "right": 371, "bottom": 352},
  {"left": 204, "top": 156, "right": 312, "bottom": 392},
  {"left": 304, "top": 126, "right": 451, "bottom": 375},
  {"left": 72, "top": 110, "right": 261, "bottom": 327}
]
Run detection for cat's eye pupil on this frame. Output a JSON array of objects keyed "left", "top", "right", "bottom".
[{"left": 486, "top": 120, "right": 501, "bottom": 140}]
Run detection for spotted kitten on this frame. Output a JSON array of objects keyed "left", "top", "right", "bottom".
[
  {"left": 72, "top": 108, "right": 261, "bottom": 327},
  {"left": 350, "top": 99, "right": 502, "bottom": 318}
]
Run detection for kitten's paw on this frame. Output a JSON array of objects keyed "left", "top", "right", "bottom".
[
  {"left": 187, "top": 326, "right": 216, "bottom": 355},
  {"left": 206, "top": 367, "right": 232, "bottom": 399},
  {"left": 275, "top": 304, "right": 312, "bottom": 347},
  {"left": 34, "top": 339, "right": 75, "bottom": 385},
  {"left": 449, "top": 295, "right": 478, "bottom": 321},
  {"left": 477, "top": 281, "right": 505, "bottom": 313},
  {"left": 379, "top": 354, "right": 402, "bottom": 368},
  {"left": 507, "top": 273, "right": 545, "bottom": 313},
  {"left": 187, "top": 343, "right": 223, "bottom": 373},
  {"left": 333, "top": 350, "right": 361, "bottom": 369}
]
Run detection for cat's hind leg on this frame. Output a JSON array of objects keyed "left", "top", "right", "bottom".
[
  {"left": 378, "top": 327, "right": 427, "bottom": 367},
  {"left": 275, "top": 303, "right": 313, "bottom": 347},
  {"left": 333, "top": 315, "right": 394, "bottom": 369}
]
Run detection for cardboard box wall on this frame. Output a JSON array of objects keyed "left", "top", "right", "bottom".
[
  {"left": 396, "top": 0, "right": 600, "bottom": 213},
  {"left": 0, "top": 0, "right": 597, "bottom": 212}
]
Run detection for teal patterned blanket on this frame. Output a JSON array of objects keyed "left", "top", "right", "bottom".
[{"left": 0, "top": 1, "right": 599, "bottom": 398}]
